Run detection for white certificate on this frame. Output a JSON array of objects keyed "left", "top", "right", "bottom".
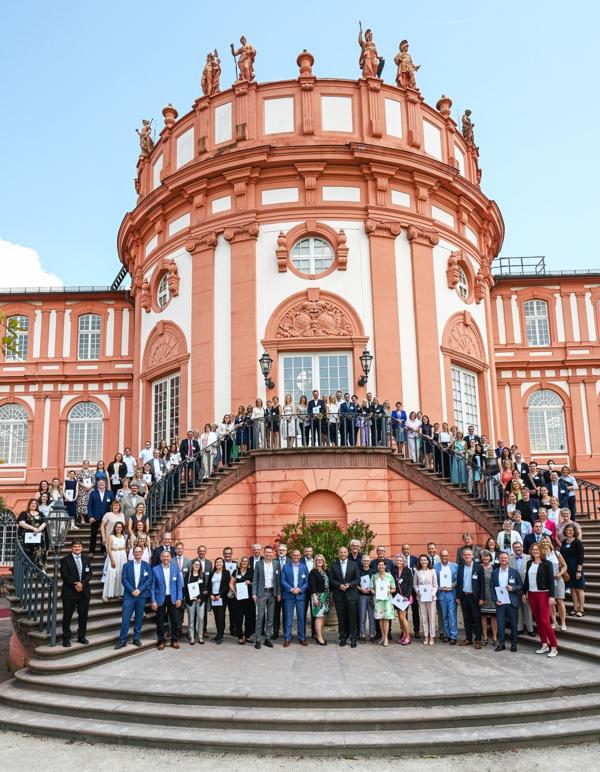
[
  {"left": 392, "top": 593, "right": 410, "bottom": 611},
  {"left": 211, "top": 596, "right": 223, "bottom": 606},
  {"left": 439, "top": 567, "right": 452, "bottom": 588},
  {"left": 496, "top": 585, "right": 510, "bottom": 605},
  {"left": 375, "top": 579, "right": 388, "bottom": 600},
  {"left": 25, "top": 532, "right": 42, "bottom": 544},
  {"left": 142, "top": 474, "right": 152, "bottom": 483},
  {"left": 64, "top": 489, "right": 74, "bottom": 502},
  {"left": 236, "top": 582, "right": 249, "bottom": 600},
  {"left": 311, "top": 407, "right": 320, "bottom": 415},
  {"left": 225, "top": 561, "right": 237, "bottom": 573},
  {"left": 360, "top": 574, "right": 371, "bottom": 590},
  {"left": 111, "top": 474, "right": 120, "bottom": 484},
  {"left": 187, "top": 581, "right": 200, "bottom": 600},
  {"left": 419, "top": 585, "right": 433, "bottom": 603}
]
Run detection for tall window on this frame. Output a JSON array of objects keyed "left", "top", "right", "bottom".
[
  {"left": 66, "top": 402, "right": 103, "bottom": 463},
  {"left": 5, "top": 316, "right": 29, "bottom": 361},
  {"left": 528, "top": 390, "right": 566, "bottom": 452},
  {"left": 0, "top": 404, "right": 28, "bottom": 465},
  {"left": 456, "top": 266, "right": 469, "bottom": 301},
  {"left": 524, "top": 300, "right": 550, "bottom": 347},
  {"left": 153, "top": 374, "right": 180, "bottom": 448},
  {"left": 157, "top": 273, "right": 170, "bottom": 308},
  {"left": 451, "top": 365, "right": 479, "bottom": 433},
  {"left": 281, "top": 352, "right": 351, "bottom": 404},
  {"left": 0, "top": 510, "right": 17, "bottom": 566},
  {"left": 290, "top": 237, "right": 334, "bottom": 276},
  {"left": 78, "top": 314, "right": 101, "bottom": 360}
]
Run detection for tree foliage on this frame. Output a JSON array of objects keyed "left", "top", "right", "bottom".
[
  {"left": 279, "top": 515, "right": 376, "bottom": 567},
  {"left": 0, "top": 313, "right": 21, "bottom": 357}
]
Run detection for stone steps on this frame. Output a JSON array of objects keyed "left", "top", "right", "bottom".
[{"left": 27, "top": 632, "right": 157, "bottom": 674}]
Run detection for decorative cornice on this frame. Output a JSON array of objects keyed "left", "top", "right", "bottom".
[
  {"left": 406, "top": 224, "right": 439, "bottom": 246},
  {"left": 223, "top": 220, "right": 260, "bottom": 243},
  {"left": 364, "top": 218, "right": 402, "bottom": 239}
]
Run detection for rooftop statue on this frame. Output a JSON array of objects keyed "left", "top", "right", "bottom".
[
  {"left": 230, "top": 36, "right": 256, "bottom": 82},
  {"left": 136, "top": 119, "right": 154, "bottom": 157},
  {"left": 462, "top": 109, "right": 475, "bottom": 147},
  {"left": 201, "top": 50, "right": 221, "bottom": 96},
  {"left": 394, "top": 39, "right": 420, "bottom": 90},
  {"left": 358, "top": 22, "right": 384, "bottom": 78}
]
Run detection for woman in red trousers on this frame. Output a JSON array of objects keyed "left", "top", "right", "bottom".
[{"left": 523, "top": 542, "right": 558, "bottom": 658}]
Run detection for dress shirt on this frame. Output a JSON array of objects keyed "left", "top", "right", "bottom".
[
  {"left": 133, "top": 560, "right": 141, "bottom": 587},
  {"left": 176, "top": 556, "right": 184, "bottom": 575},
  {"left": 162, "top": 565, "right": 171, "bottom": 596},
  {"left": 439, "top": 565, "right": 452, "bottom": 587},
  {"left": 462, "top": 564, "right": 473, "bottom": 592},
  {"left": 140, "top": 448, "right": 154, "bottom": 465},
  {"left": 497, "top": 567, "right": 509, "bottom": 588},
  {"left": 263, "top": 561, "right": 274, "bottom": 589},
  {"left": 550, "top": 483, "right": 560, "bottom": 499},
  {"left": 278, "top": 556, "right": 286, "bottom": 569},
  {"left": 74, "top": 554, "right": 82, "bottom": 580},
  {"left": 304, "top": 558, "right": 314, "bottom": 572},
  {"left": 293, "top": 565, "right": 299, "bottom": 587},
  {"left": 340, "top": 559, "right": 347, "bottom": 579}
]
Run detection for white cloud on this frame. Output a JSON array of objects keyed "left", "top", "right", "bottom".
[{"left": 0, "top": 238, "right": 64, "bottom": 288}]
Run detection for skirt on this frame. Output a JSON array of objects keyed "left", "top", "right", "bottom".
[
  {"left": 564, "top": 556, "right": 585, "bottom": 589},
  {"left": 311, "top": 592, "right": 330, "bottom": 618},
  {"left": 554, "top": 576, "right": 566, "bottom": 600}
]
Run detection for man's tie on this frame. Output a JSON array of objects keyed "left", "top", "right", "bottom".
[{"left": 75, "top": 555, "right": 82, "bottom": 580}]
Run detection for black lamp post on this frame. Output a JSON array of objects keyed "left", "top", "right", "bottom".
[
  {"left": 358, "top": 349, "right": 373, "bottom": 387},
  {"left": 259, "top": 351, "right": 275, "bottom": 389},
  {"left": 46, "top": 501, "right": 71, "bottom": 646}
]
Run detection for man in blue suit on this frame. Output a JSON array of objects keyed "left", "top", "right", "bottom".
[
  {"left": 491, "top": 551, "right": 523, "bottom": 652},
  {"left": 280, "top": 549, "right": 309, "bottom": 646},
  {"left": 87, "top": 479, "right": 114, "bottom": 556},
  {"left": 115, "top": 545, "right": 153, "bottom": 649},
  {"left": 339, "top": 392, "right": 358, "bottom": 446},
  {"left": 434, "top": 549, "right": 459, "bottom": 644},
  {"left": 150, "top": 549, "right": 183, "bottom": 649}
]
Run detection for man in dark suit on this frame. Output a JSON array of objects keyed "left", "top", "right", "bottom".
[
  {"left": 369, "top": 545, "right": 394, "bottom": 573},
  {"left": 252, "top": 545, "right": 281, "bottom": 649},
  {"left": 513, "top": 452, "right": 529, "bottom": 478},
  {"left": 87, "top": 479, "right": 114, "bottom": 555},
  {"left": 456, "top": 547, "right": 485, "bottom": 648},
  {"left": 307, "top": 389, "right": 326, "bottom": 447},
  {"left": 179, "top": 430, "right": 200, "bottom": 482},
  {"left": 491, "top": 552, "right": 523, "bottom": 652},
  {"left": 339, "top": 392, "right": 358, "bottom": 446},
  {"left": 247, "top": 544, "right": 263, "bottom": 640},
  {"left": 464, "top": 425, "right": 481, "bottom": 450},
  {"left": 523, "top": 520, "right": 545, "bottom": 554},
  {"left": 543, "top": 460, "right": 557, "bottom": 487},
  {"left": 330, "top": 546, "right": 361, "bottom": 647},
  {"left": 196, "top": 544, "right": 213, "bottom": 638},
  {"left": 494, "top": 440, "right": 506, "bottom": 458},
  {"left": 115, "top": 544, "right": 153, "bottom": 649},
  {"left": 60, "top": 540, "right": 92, "bottom": 647},
  {"left": 272, "top": 543, "right": 291, "bottom": 639},
  {"left": 516, "top": 488, "right": 539, "bottom": 524},
  {"left": 150, "top": 532, "right": 176, "bottom": 567},
  {"left": 401, "top": 543, "right": 420, "bottom": 639}
]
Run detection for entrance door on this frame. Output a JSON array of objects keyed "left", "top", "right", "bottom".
[{"left": 280, "top": 352, "right": 352, "bottom": 404}]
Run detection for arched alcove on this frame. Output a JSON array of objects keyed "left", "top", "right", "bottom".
[{"left": 299, "top": 490, "right": 347, "bottom": 527}]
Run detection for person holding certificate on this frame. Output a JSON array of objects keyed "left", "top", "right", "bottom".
[
  {"left": 434, "top": 550, "right": 458, "bottom": 645},
  {"left": 393, "top": 554, "right": 414, "bottom": 645},
  {"left": 209, "top": 558, "right": 231, "bottom": 644},
  {"left": 370, "top": 560, "right": 395, "bottom": 647},
  {"left": 358, "top": 555, "right": 376, "bottom": 643},
  {"left": 490, "top": 551, "right": 522, "bottom": 652},
  {"left": 17, "top": 498, "right": 48, "bottom": 568},
  {"left": 230, "top": 556, "right": 254, "bottom": 645},
  {"left": 309, "top": 554, "right": 331, "bottom": 646},
  {"left": 184, "top": 558, "right": 208, "bottom": 645},
  {"left": 63, "top": 470, "right": 78, "bottom": 530},
  {"left": 414, "top": 555, "right": 438, "bottom": 645}
]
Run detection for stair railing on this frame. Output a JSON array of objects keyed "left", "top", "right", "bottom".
[{"left": 12, "top": 541, "right": 54, "bottom": 635}]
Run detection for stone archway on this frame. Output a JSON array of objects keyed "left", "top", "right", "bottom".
[{"left": 299, "top": 490, "right": 347, "bottom": 527}]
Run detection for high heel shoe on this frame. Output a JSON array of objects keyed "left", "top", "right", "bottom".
[{"left": 316, "top": 639, "right": 327, "bottom": 646}]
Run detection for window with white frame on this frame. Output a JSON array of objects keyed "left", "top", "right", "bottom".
[
  {"left": 451, "top": 365, "right": 479, "bottom": 433},
  {"left": 0, "top": 404, "right": 28, "bottom": 465},
  {"left": 524, "top": 300, "right": 550, "bottom": 347},
  {"left": 157, "top": 273, "right": 170, "bottom": 309},
  {"left": 281, "top": 352, "right": 351, "bottom": 405},
  {"left": 527, "top": 390, "right": 566, "bottom": 452},
  {"left": 66, "top": 402, "right": 103, "bottom": 463},
  {"left": 5, "top": 316, "right": 29, "bottom": 361},
  {"left": 456, "top": 265, "right": 469, "bottom": 301},
  {"left": 153, "top": 373, "right": 180, "bottom": 448},
  {"left": 77, "top": 314, "right": 101, "bottom": 360},
  {"left": 290, "top": 237, "right": 334, "bottom": 276}
]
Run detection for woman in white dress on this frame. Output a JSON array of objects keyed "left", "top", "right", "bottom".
[
  {"left": 326, "top": 395, "right": 339, "bottom": 446},
  {"left": 280, "top": 394, "right": 295, "bottom": 448},
  {"left": 103, "top": 522, "right": 128, "bottom": 600},
  {"left": 128, "top": 531, "right": 151, "bottom": 563}
]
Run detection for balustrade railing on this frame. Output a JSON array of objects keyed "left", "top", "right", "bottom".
[{"left": 12, "top": 541, "right": 54, "bottom": 634}]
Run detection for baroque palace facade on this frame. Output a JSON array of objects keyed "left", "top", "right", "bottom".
[{"left": 1, "top": 44, "right": 599, "bottom": 552}]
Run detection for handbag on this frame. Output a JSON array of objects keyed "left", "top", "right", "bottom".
[{"left": 562, "top": 570, "right": 570, "bottom": 584}]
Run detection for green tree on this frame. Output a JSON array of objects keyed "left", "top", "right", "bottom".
[
  {"left": 279, "top": 515, "right": 376, "bottom": 567},
  {"left": 0, "top": 313, "right": 20, "bottom": 358}
]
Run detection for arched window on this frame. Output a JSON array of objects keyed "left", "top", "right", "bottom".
[
  {"left": 78, "top": 313, "right": 101, "bottom": 360},
  {"left": 524, "top": 300, "right": 550, "bottom": 347},
  {"left": 0, "top": 404, "right": 28, "bottom": 465},
  {"left": 290, "top": 237, "right": 334, "bottom": 276},
  {"left": 456, "top": 265, "right": 469, "bottom": 301},
  {"left": 157, "top": 273, "right": 170, "bottom": 309},
  {"left": 0, "top": 510, "right": 18, "bottom": 566},
  {"left": 5, "top": 316, "right": 29, "bottom": 361},
  {"left": 527, "top": 390, "right": 566, "bottom": 452},
  {"left": 66, "top": 402, "right": 104, "bottom": 464}
]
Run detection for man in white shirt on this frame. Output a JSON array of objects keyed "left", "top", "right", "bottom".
[
  {"left": 427, "top": 542, "right": 441, "bottom": 567},
  {"left": 252, "top": 545, "right": 281, "bottom": 649},
  {"left": 139, "top": 441, "right": 154, "bottom": 466},
  {"left": 508, "top": 543, "right": 534, "bottom": 635},
  {"left": 434, "top": 550, "right": 458, "bottom": 644},
  {"left": 273, "top": 543, "right": 290, "bottom": 639},
  {"left": 115, "top": 545, "right": 152, "bottom": 649},
  {"left": 122, "top": 447, "right": 137, "bottom": 480},
  {"left": 491, "top": 551, "right": 523, "bottom": 652}
]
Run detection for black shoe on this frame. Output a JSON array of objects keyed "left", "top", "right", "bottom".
[
  {"left": 316, "top": 639, "right": 327, "bottom": 646},
  {"left": 77, "top": 638, "right": 89, "bottom": 645},
  {"left": 494, "top": 644, "right": 506, "bottom": 652},
  {"left": 526, "top": 631, "right": 536, "bottom": 637},
  {"left": 62, "top": 640, "right": 71, "bottom": 648},
  {"left": 510, "top": 644, "right": 518, "bottom": 652},
  {"left": 216, "top": 638, "right": 223, "bottom": 645},
  {"left": 350, "top": 639, "right": 357, "bottom": 648},
  {"left": 114, "top": 641, "right": 126, "bottom": 650},
  {"left": 440, "top": 632, "right": 447, "bottom": 642},
  {"left": 272, "top": 634, "right": 279, "bottom": 641},
  {"left": 264, "top": 639, "right": 273, "bottom": 648},
  {"left": 449, "top": 639, "right": 457, "bottom": 646},
  {"left": 255, "top": 641, "right": 261, "bottom": 649},
  {"left": 339, "top": 639, "right": 347, "bottom": 647},
  {"left": 414, "top": 632, "right": 421, "bottom": 639},
  {"left": 132, "top": 639, "right": 142, "bottom": 647}
]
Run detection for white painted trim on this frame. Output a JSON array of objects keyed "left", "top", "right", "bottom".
[
  {"left": 554, "top": 294, "right": 565, "bottom": 342},
  {"left": 586, "top": 292, "right": 596, "bottom": 341},
  {"left": 33, "top": 310, "right": 42, "bottom": 358},
  {"left": 570, "top": 293, "right": 581, "bottom": 341},
  {"left": 495, "top": 296, "right": 506, "bottom": 344},
  {"left": 505, "top": 384, "right": 514, "bottom": 446},
  {"left": 63, "top": 310, "right": 71, "bottom": 357},
  {"left": 47, "top": 310, "right": 56, "bottom": 358},
  {"left": 510, "top": 295, "right": 521, "bottom": 344},
  {"left": 42, "top": 397, "right": 50, "bottom": 469},
  {"left": 118, "top": 395, "right": 125, "bottom": 452},
  {"left": 120, "top": 308, "right": 129, "bottom": 356}
]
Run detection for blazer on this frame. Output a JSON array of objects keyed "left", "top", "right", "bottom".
[
  {"left": 307, "top": 399, "right": 326, "bottom": 418},
  {"left": 455, "top": 563, "right": 485, "bottom": 602},
  {"left": 339, "top": 401, "right": 358, "bottom": 417},
  {"left": 121, "top": 492, "right": 145, "bottom": 519},
  {"left": 523, "top": 533, "right": 546, "bottom": 555},
  {"left": 183, "top": 569, "right": 208, "bottom": 605},
  {"left": 513, "top": 461, "right": 529, "bottom": 476},
  {"left": 198, "top": 557, "right": 213, "bottom": 581},
  {"left": 434, "top": 561, "right": 459, "bottom": 590},
  {"left": 547, "top": 479, "right": 570, "bottom": 507},
  {"left": 516, "top": 499, "right": 539, "bottom": 524},
  {"left": 495, "top": 530, "right": 523, "bottom": 553},
  {"left": 281, "top": 562, "right": 309, "bottom": 599},
  {"left": 249, "top": 555, "right": 263, "bottom": 572},
  {"left": 107, "top": 461, "right": 128, "bottom": 484},
  {"left": 121, "top": 559, "right": 153, "bottom": 599},
  {"left": 86, "top": 489, "right": 114, "bottom": 521},
  {"left": 252, "top": 559, "right": 282, "bottom": 597},
  {"left": 369, "top": 557, "right": 395, "bottom": 573},
  {"left": 172, "top": 554, "right": 192, "bottom": 577},
  {"left": 522, "top": 559, "right": 555, "bottom": 597},
  {"left": 208, "top": 568, "right": 231, "bottom": 600},
  {"left": 464, "top": 433, "right": 482, "bottom": 449},
  {"left": 490, "top": 567, "right": 523, "bottom": 608},
  {"left": 60, "top": 553, "right": 92, "bottom": 598},
  {"left": 393, "top": 566, "right": 414, "bottom": 599},
  {"left": 179, "top": 438, "right": 200, "bottom": 461},
  {"left": 150, "top": 562, "right": 183, "bottom": 606},
  {"left": 508, "top": 552, "right": 531, "bottom": 580},
  {"left": 150, "top": 544, "right": 176, "bottom": 567},
  {"left": 308, "top": 568, "right": 329, "bottom": 595},
  {"left": 329, "top": 559, "right": 361, "bottom": 601}
]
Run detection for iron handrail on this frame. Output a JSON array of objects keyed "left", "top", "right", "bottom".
[{"left": 12, "top": 540, "right": 54, "bottom": 634}]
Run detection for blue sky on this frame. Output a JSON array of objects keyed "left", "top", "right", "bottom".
[{"left": 1, "top": 0, "right": 598, "bottom": 285}]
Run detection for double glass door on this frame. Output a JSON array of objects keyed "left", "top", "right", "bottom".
[{"left": 281, "top": 352, "right": 352, "bottom": 404}]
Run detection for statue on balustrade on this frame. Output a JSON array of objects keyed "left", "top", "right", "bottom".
[
  {"left": 230, "top": 36, "right": 256, "bottom": 82},
  {"left": 462, "top": 109, "right": 476, "bottom": 147},
  {"left": 136, "top": 119, "right": 154, "bottom": 157},
  {"left": 357, "top": 23, "right": 384, "bottom": 78},
  {"left": 394, "top": 39, "right": 420, "bottom": 90},
  {"left": 201, "top": 50, "right": 221, "bottom": 96}
]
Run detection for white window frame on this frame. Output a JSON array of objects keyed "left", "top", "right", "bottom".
[
  {"left": 280, "top": 351, "right": 352, "bottom": 404},
  {"left": 524, "top": 300, "right": 550, "bottom": 347},
  {"left": 157, "top": 273, "right": 170, "bottom": 309},
  {"left": 451, "top": 365, "right": 480, "bottom": 434},
  {"left": 527, "top": 390, "right": 567, "bottom": 453},
  {"left": 456, "top": 266, "right": 469, "bottom": 301},
  {"left": 78, "top": 314, "right": 101, "bottom": 360},
  {"left": 290, "top": 237, "right": 334, "bottom": 276},
  {"left": 66, "top": 402, "right": 104, "bottom": 464},
  {"left": 152, "top": 373, "right": 180, "bottom": 448},
  {"left": 5, "top": 316, "right": 29, "bottom": 362},
  {"left": 0, "top": 404, "right": 28, "bottom": 465}
]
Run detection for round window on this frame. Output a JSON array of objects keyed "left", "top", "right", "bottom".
[
  {"left": 290, "top": 237, "right": 334, "bottom": 276},
  {"left": 456, "top": 265, "right": 469, "bottom": 301},
  {"left": 157, "top": 273, "right": 170, "bottom": 308}
]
